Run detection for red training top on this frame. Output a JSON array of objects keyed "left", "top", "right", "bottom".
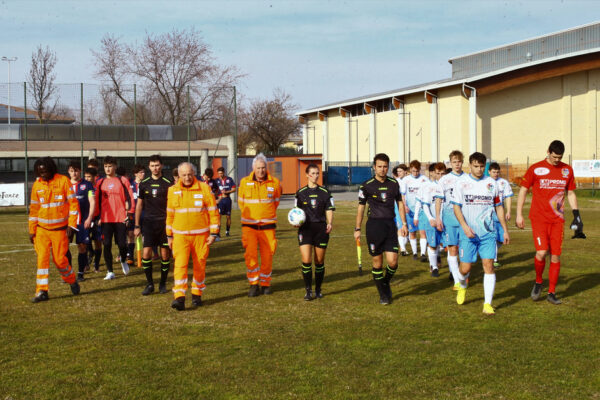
[
  {"left": 521, "top": 159, "right": 575, "bottom": 223},
  {"left": 95, "top": 176, "right": 135, "bottom": 223}
]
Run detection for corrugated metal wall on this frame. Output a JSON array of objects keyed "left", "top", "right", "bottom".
[{"left": 451, "top": 23, "right": 600, "bottom": 79}]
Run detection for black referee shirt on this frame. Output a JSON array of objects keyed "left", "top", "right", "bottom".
[
  {"left": 138, "top": 176, "right": 172, "bottom": 220},
  {"left": 295, "top": 185, "right": 335, "bottom": 223},
  {"left": 358, "top": 176, "right": 401, "bottom": 219}
]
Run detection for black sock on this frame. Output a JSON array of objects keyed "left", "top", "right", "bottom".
[
  {"left": 301, "top": 262, "right": 312, "bottom": 290},
  {"left": 372, "top": 268, "right": 385, "bottom": 296},
  {"left": 384, "top": 265, "right": 397, "bottom": 283},
  {"left": 127, "top": 243, "right": 135, "bottom": 259},
  {"left": 104, "top": 246, "right": 113, "bottom": 272},
  {"left": 94, "top": 249, "right": 102, "bottom": 269},
  {"left": 142, "top": 258, "right": 153, "bottom": 284},
  {"left": 226, "top": 224, "right": 231, "bottom": 232},
  {"left": 160, "top": 259, "right": 170, "bottom": 285},
  {"left": 66, "top": 249, "right": 72, "bottom": 267},
  {"left": 315, "top": 263, "right": 325, "bottom": 292},
  {"left": 78, "top": 253, "right": 88, "bottom": 274}
]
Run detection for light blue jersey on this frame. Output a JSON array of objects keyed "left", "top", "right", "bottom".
[
  {"left": 451, "top": 174, "right": 501, "bottom": 238},
  {"left": 401, "top": 174, "right": 428, "bottom": 213}
]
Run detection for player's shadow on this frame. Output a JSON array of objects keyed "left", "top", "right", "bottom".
[
  {"left": 562, "top": 272, "right": 600, "bottom": 297},
  {"left": 192, "top": 291, "right": 249, "bottom": 307},
  {"left": 272, "top": 269, "right": 363, "bottom": 294}
]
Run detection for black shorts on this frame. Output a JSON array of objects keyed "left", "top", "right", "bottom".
[
  {"left": 90, "top": 219, "right": 102, "bottom": 241},
  {"left": 366, "top": 219, "right": 398, "bottom": 256},
  {"left": 298, "top": 222, "right": 329, "bottom": 249},
  {"left": 142, "top": 219, "right": 169, "bottom": 248},
  {"left": 218, "top": 197, "right": 232, "bottom": 216}
]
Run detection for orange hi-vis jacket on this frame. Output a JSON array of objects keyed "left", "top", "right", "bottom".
[
  {"left": 29, "top": 174, "right": 80, "bottom": 234},
  {"left": 238, "top": 172, "right": 282, "bottom": 226},
  {"left": 166, "top": 177, "right": 220, "bottom": 236}
]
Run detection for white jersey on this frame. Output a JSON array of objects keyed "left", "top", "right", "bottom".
[
  {"left": 401, "top": 174, "right": 429, "bottom": 212},
  {"left": 438, "top": 171, "right": 464, "bottom": 227},
  {"left": 451, "top": 174, "right": 501, "bottom": 238},
  {"left": 492, "top": 177, "right": 513, "bottom": 222},
  {"left": 416, "top": 179, "right": 443, "bottom": 220}
]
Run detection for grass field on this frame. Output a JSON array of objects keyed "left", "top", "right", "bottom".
[{"left": 1, "top": 196, "right": 599, "bottom": 399}]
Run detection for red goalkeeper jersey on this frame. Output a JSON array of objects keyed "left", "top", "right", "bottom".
[{"left": 521, "top": 159, "right": 575, "bottom": 223}]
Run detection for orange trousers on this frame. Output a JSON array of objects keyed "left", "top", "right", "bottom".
[
  {"left": 241, "top": 227, "right": 277, "bottom": 286},
  {"left": 34, "top": 228, "right": 76, "bottom": 293},
  {"left": 172, "top": 233, "right": 209, "bottom": 299}
]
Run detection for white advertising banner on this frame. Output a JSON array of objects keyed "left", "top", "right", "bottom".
[
  {"left": 0, "top": 183, "right": 25, "bottom": 206},
  {"left": 573, "top": 160, "right": 600, "bottom": 178}
]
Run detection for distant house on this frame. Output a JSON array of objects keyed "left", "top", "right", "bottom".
[{"left": 0, "top": 104, "right": 75, "bottom": 124}]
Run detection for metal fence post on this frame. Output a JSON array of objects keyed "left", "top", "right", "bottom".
[
  {"left": 233, "top": 85, "right": 238, "bottom": 187},
  {"left": 134, "top": 83, "right": 137, "bottom": 164},
  {"left": 24, "top": 82, "right": 28, "bottom": 213},
  {"left": 187, "top": 85, "right": 191, "bottom": 162},
  {"left": 80, "top": 83, "right": 84, "bottom": 170}
]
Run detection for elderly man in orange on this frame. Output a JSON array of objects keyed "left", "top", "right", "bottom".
[
  {"left": 238, "top": 153, "right": 282, "bottom": 297},
  {"left": 29, "top": 157, "right": 81, "bottom": 303},
  {"left": 166, "top": 162, "right": 220, "bottom": 311}
]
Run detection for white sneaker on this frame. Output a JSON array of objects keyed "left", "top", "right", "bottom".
[
  {"left": 121, "top": 261, "right": 130, "bottom": 276},
  {"left": 104, "top": 272, "right": 116, "bottom": 280}
]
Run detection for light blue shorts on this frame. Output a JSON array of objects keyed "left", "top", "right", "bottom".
[
  {"left": 426, "top": 227, "right": 443, "bottom": 248},
  {"left": 458, "top": 232, "right": 496, "bottom": 263},
  {"left": 443, "top": 225, "right": 461, "bottom": 247},
  {"left": 494, "top": 220, "right": 504, "bottom": 244},
  {"left": 406, "top": 210, "right": 418, "bottom": 233}
]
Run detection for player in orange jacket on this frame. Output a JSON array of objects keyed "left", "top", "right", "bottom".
[
  {"left": 238, "top": 153, "right": 282, "bottom": 297},
  {"left": 29, "top": 157, "right": 81, "bottom": 303},
  {"left": 166, "top": 162, "right": 220, "bottom": 311}
]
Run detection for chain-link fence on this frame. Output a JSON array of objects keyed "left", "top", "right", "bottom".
[{"left": 0, "top": 82, "right": 239, "bottom": 208}]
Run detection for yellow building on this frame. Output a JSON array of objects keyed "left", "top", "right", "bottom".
[{"left": 297, "top": 22, "right": 600, "bottom": 179}]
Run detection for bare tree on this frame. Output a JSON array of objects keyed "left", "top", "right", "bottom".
[
  {"left": 27, "top": 45, "right": 58, "bottom": 123},
  {"left": 244, "top": 89, "right": 300, "bottom": 154},
  {"left": 92, "top": 29, "right": 241, "bottom": 126}
]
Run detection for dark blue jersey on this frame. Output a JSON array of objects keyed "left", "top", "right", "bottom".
[
  {"left": 216, "top": 176, "right": 236, "bottom": 197},
  {"left": 71, "top": 179, "right": 95, "bottom": 223}
]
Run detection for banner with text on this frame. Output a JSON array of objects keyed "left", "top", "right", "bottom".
[
  {"left": 573, "top": 160, "right": 600, "bottom": 178},
  {"left": 0, "top": 183, "right": 25, "bottom": 206}
]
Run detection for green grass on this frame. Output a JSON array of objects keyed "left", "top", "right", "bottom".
[{"left": 1, "top": 199, "right": 599, "bottom": 399}]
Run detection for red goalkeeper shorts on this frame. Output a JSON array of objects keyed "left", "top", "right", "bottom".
[{"left": 531, "top": 219, "right": 564, "bottom": 256}]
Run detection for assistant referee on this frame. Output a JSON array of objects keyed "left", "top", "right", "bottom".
[{"left": 354, "top": 153, "right": 408, "bottom": 305}]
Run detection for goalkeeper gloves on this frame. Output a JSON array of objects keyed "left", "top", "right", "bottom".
[{"left": 570, "top": 210, "right": 586, "bottom": 239}]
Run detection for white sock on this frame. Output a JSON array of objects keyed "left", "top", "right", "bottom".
[
  {"left": 457, "top": 270, "right": 470, "bottom": 289},
  {"left": 409, "top": 238, "right": 418, "bottom": 254},
  {"left": 399, "top": 236, "right": 407, "bottom": 252},
  {"left": 483, "top": 273, "right": 496, "bottom": 305},
  {"left": 447, "top": 255, "right": 459, "bottom": 284},
  {"left": 419, "top": 238, "right": 427, "bottom": 255},
  {"left": 427, "top": 247, "right": 438, "bottom": 269}
]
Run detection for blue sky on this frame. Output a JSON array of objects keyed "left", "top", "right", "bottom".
[{"left": 1, "top": 0, "right": 599, "bottom": 110}]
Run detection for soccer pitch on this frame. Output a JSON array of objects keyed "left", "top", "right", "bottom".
[{"left": 1, "top": 197, "right": 599, "bottom": 399}]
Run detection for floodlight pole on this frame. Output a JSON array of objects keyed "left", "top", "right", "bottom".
[
  {"left": 80, "top": 83, "right": 84, "bottom": 170},
  {"left": 24, "top": 82, "right": 29, "bottom": 213},
  {"left": 2, "top": 56, "right": 17, "bottom": 125},
  {"left": 134, "top": 83, "right": 137, "bottom": 164},
  {"left": 187, "top": 85, "right": 191, "bottom": 162}
]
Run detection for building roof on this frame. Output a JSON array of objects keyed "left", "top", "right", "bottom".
[
  {"left": 298, "top": 22, "right": 600, "bottom": 116},
  {"left": 0, "top": 104, "right": 75, "bottom": 124}
]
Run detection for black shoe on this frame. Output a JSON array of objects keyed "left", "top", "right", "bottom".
[
  {"left": 412, "top": 253, "right": 418, "bottom": 260},
  {"left": 31, "top": 291, "right": 49, "bottom": 303},
  {"left": 547, "top": 292, "right": 562, "bottom": 305},
  {"left": 261, "top": 286, "right": 272, "bottom": 295},
  {"left": 382, "top": 281, "right": 393, "bottom": 304},
  {"left": 448, "top": 272, "right": 454, "bottom": 282},
  {"left": 77, "top": 274, "right": 85, "bottom": 282},
  {"left": 226, "top": 231, "right": 230, "bottom": 237},
  {"left": 531, "top": 282, "right": 543, "bottom": 301},
  {"left": 142, "top": 284, "right": 155, "bottom": 296},
  {"left": 401, "top": 251, "right": 409, "bottom": 257},
  {"left": 171, "top": 297, "right": 185, "bottom": 311},
  {"left": 374, "top": 280, "right": 390, "bottom": 305},
  {"left": 431, "top": 268, "right": 439, "bottom": 278},
  {"left": 304, "top": 289, "right": 313, "bottom": 301},
  {"left": 420, "top": 255, "right": 428, "bottom": 263},
  {"left": 191, "top": 295, "right": 203, "bottom": 307},
  {"left": 248, "top": 285, "right": 260, "bottom": 297},
  {"left": 314, "top": 290, "right": 323, "bottom": 299},
  {"left": 70, "top": 281, "right": 81, "bottom": 295},
  {"left": 379, "top": 295, "right": 390, "bottom": 305},
  {"left": 159, "top": 284, "right": 168, "bottom": 294}
]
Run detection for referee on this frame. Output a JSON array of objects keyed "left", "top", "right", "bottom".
[
  {"left": 354, "top": 153, "right": 408, "bottom": 305},
  {"left": 294, "top": 163, "right": 335, "bottom": 300},
  {"left": 134, "top": 154, "right": 173, "bottom": 295}
]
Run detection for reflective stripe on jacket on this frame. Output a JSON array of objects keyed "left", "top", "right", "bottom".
[
  {"left": 166, "top": 177, "right": 220, "bottom": 236},
  {"left": 29, "top": 174, "right": 80, "bottom": 234},
  {"left": 238, "top": 172, "right": 281, "bottom": 226}
]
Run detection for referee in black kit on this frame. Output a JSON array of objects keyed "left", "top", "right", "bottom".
[
  {"left": 294, "top": 163, "right": 335, "bottom": 301},
  {"left": 354, "top": 153, "right": 408, "bottom": 305}
]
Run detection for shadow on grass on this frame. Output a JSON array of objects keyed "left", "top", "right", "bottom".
[{"left": 563, "top": 272, "right": 600, "bottom": 297}]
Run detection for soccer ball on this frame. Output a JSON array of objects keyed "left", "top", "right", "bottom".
[{"left": 287, "top": 207, "right": 306, "bottom": 227}]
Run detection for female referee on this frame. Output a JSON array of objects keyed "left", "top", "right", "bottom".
[{"left": 294, "top": 164, "right": 335, "bottom": 300}]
